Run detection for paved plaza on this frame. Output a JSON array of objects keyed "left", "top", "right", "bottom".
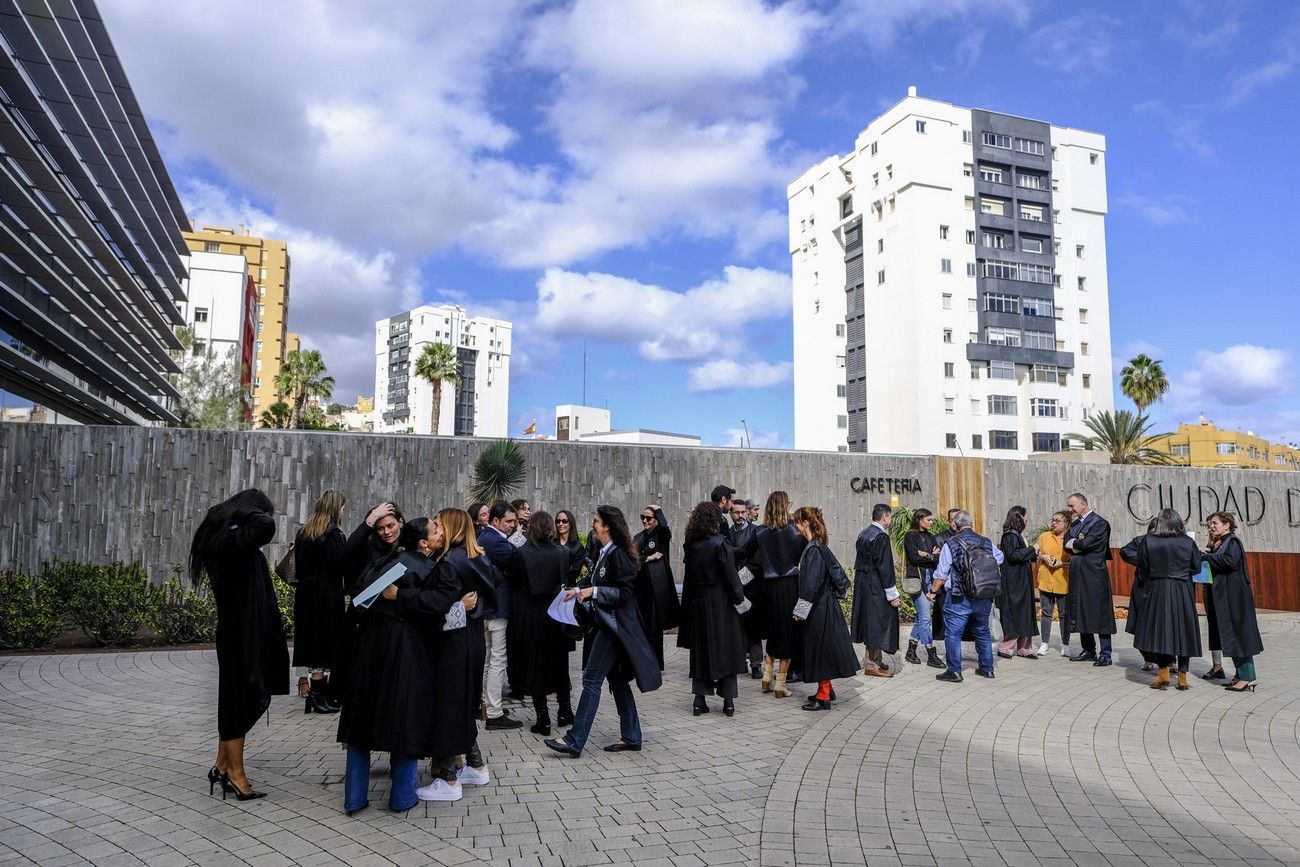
[{"left": 3, "top": 616, "right": 1300, "bottom": 867}]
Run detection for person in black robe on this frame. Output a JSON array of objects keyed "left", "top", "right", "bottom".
[
  {"left": 1204, "top": 512, "right": 1264, "bottom": 692},
  {"left": 996, "top": 506, "right": 1040, "bottom": 659},
  {"left": 189, "top": 489, "right": 290, "bottom": 802},
  {"left": 337, "top": 516, "right": 462, "bottom": 812},
  {"left": 752, "top": 490, "right": 806, "bottom": 697},
  {"left": 1122, "top": 518, "right": 1160, "bottom": 671},
  {"left": 851, "top": 503, "right": 900, "bottom": 677},
  {"left": 679, "top": 502, "right": 748, "bottom": 717},
  {"left": 556, "top": 509, "right": 590, "bottom": 585},
  {"left": 334, "top": 502, "right": 405, "bottom": 707},
  {"left": 504, "top": 511, "right": 575, "bottom": 735},
  {"left": 545, "top": 506, "right": 661, "bottom": 758},
  {"left": 791, "top": 506, "right": 860, "bottom": 711},
  {"left": 1064, "top": 492, "right": 1115, "bottom": 665},
  {"left": 1125, "top": 509, "right": 1202, "bottom": 690},
  {"left": 728, "top": 500, "right": 763, "bottom": 679},
  {"left": 293, "top": 490, "right": 348, "bottom": 713},
  {"left": 634, "top": 505, "right": 681, "bottom": 671}
]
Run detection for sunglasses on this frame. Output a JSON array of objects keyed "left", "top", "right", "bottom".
[
  {"left": 556, "top": 518, "right": 570, "bottom": 524},
  {"left": 641, "top": 515, "right": 655, "bottom": 522}
]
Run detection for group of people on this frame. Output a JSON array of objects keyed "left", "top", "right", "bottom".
[{"left": 187, "top": 484, "right": 1263, "bottom": 812}]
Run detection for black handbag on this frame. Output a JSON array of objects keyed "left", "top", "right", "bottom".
[{"left": 275, "top": 543, "right": 297, "bottom": 586}]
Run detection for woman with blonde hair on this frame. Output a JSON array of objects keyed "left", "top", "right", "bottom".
[
  {"left": 791, "top": 506, "right": 859, "bottom": 712},
  {"left": 293, "top": 490, "right": 348, "bottom": 713},
  {"left": 752, "top": 491, "right": 806, "bottom": 696}
]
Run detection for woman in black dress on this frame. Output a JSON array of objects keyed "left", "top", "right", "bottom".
[
  {"left": 791, "top": 506, "right": 860, "bottom": 712},
  {"left": 1125, "top": 509, "right": 1203, "bottom": 691},
  {"left": 678, "top": 502, "right": 747, "bottom": 717},
  {"left": 189, "top": 489, "right": 289, "bottom": 801},
  {"left": 544, "top": 506, "right": 662, "bottom": 758},
  {"left": 505, "top": 512, "right": 575, "bottom": 735},
  {"left": 293, "top": 490, "right": 348, "bottom": 713},
  {"left": 1204, "top": 511, "right": 1264, "bottom": 692},
  {"left": 334, "top": 502, "right": 404, "bottom": 713},
  {"left": 556, "top": 509, "right": 589, "bottom": 585},
  {"left": 752, "top": 490, "right": 805, "bottom": 697},
  {"left": 996, "top": 506, "right": 1040, "bottom": 659},
  {"left": 635, "top": 505, "right": 681, "bottom": 671}
]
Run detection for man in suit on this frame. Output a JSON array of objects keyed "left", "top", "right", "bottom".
[
  {"left": 477, "top": 502, "right": 522, "bottom": 729},
  {"left": 852, "top": 504, "right": 900, "bottom": 677},
  {"left": 729, "top": 500, "right": 762, "bottom": 678},
  {"left": 1063, "top": 492, "right": 1116, "bottom": 666}
]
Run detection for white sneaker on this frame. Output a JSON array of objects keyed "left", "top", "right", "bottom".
[
  {"left": 1037, "top": 643, "right": 1049, "bottom": 656},
  {"left": 416, "top": 778, "right": 463, "bottom": 802},
  {"left": 1060, "top": 645, "right": 1071, "bottom": 657},
  {"left": 458, "top": 764, "right": 490, "bottom": 786}
]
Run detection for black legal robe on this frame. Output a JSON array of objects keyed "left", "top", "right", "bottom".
[
  {"left": 1120, "top": 535, "right": 1149, "bottom": 638},
  {"left": 730, "top": 519, "right": 762, "bottom": 648},
  {"left": 997, "top": 530, "right": 1038, "bottom": 638},
  {"left": 1125, "top": 534, "right": 1202, "bottom": 659},
  {"left": 1204, "top": 534, "right": 1264, "bottom": 658},
  {"left": 504, "top": 541, "right": 573, "bottom": 697},
  {"left": 292, "top": 524, "right": 348, "bottom": 671},
  {"left": 580, "top": 547, "right": 662, "bottom": 694},
  {"left": 423, "top": 547, "right": 496, "bottom": 757},
  {"left": 210, "top": 511, "right": 290, "bottom": 740},
  {"left": 1065, "top": 512, "right": 1116, "bottom": 636},
  {"left": 753, "top": 523, "right": 806, "bottom": 659},
  {"left": 634, "top": 512, "right": 681, "bottom": 670},
  {"left": 851, "top": 524, "right": 900, "bottom": 653},
  {"left": 678, "top": 534, "right": 747, "bottom": 682},
  {"left": 792, "top": 542, "right": 860, "bottom": 683},
  {"left": 334, "top": 521, "right": 400, "bottom": 703}
]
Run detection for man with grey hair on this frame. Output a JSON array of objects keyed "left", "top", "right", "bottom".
[
  {"left": 929, "top": 510, "right": 1003, "bottom": 682},
  {"left": 747, "top": 499, "right": 761, "bottom": 523},
  {"left": 1064, "top": 492, "right": 1115, "bottom": 666}
]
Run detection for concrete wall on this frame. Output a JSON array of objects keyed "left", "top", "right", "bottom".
[{"left": 2, "top": 425, "right": 1297, "bottom": 586}]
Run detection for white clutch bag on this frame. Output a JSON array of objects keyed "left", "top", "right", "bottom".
[{"left": 443, "top": 601, "right": 467, "bottom": 631}]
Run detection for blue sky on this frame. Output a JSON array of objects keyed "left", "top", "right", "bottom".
[{"left": 82, "top": 0, "right": 1300, "bottom": 445}]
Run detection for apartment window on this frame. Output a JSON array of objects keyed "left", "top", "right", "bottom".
[
  {"left": 253, "top": 377, "right": 260, "bottom": 389},
  {"left": 982, "top": 231, "right": 1008, "bottom": 249},
  {"left": 836, "top": 355, "right": 845, "bottom": 368},
  {"left": 986, "top": 327, "right": 1021, "bottom": 347},
  {"left": 1171, "top": 444, "right": 1190, "bottom": 457},
  {"left": 192, "top": 338, "right": 206, "bottom": 356},
  {"left": 989, "top": 395, "right": 1018, "bottom": 416},
  {"left": 877, "top": 238, "right": 884, "bottom": 253},
  {"left": 916, "top": 119, "right": 927, "bottom": 133},
  {"left": 945, "top": 398, "right": 955, "bottom": 414},
  {"left": 944, "top": 362, "right": 955, "bottom": 378},
  {"left": 963, "top": 130, "right": 973, "bottom": 143},
  {"left": 203, "top": 241, "right": 220, "bottom": 253},
  {"left": 942, "top": 293, "right": 953, "bottom": 310},
  {"left": 836, "top": 384, "right": 846, "bottom": 398},
  {"left": 985, "top": 293, "right": 1020, "bottom": 314},
  {"left": 979, "top": 165, "right": 1004, "bottom": 184},
  {"left": 837, "top": 415, "right": 848, "bottom": 429},
  {"left": 841, "top": 196, "right": 854, "bottom": 218},
  {"left": 1076, "top": 244, "right": 1085, "bottom": 258},
  {"left": 971, "top": 362, "right": 981, "bottom": 380},
  {"left": 1078, "top": 276, "right": 1087, "bottom": 290},
  {"left": 871, "top": 141, "right": 878, "bottom": 155},
  {"left": 969, "top": 331, "right": 979, "bottom": 343},
  {"left": 963, "top": 163, "right": 973, "bottom": 177},
  {"left": 941, "top": 258, "right": 952, "bottom": 274},
  {"left": 1053, "top": 274, "right": 1062, "bottom": 288},
  {"left": 1024, "top": 330, "right": 1054, "bottom": 350},
  {"left": 1022, "top": 263, "right": 1053, "bottom": 284},
  {"left": 940, "top": 225, "right": 949, "bottom": 239},
  {"left": 1082, "top": 374, "right": 1092, "bottom": 388},
  {"left": 964, "top": 196, "right": 974, "bottom": 211},
  {"left": 972, "top": 434, "right": 983, "bottom": 450},
  {"left": 1089, "top": 152, "right": 1099, "bottom": 165},
  {"left": 1023, "top": 297, "right": 1054, "bottom": 318},
  {"left": 990, "top": 430, "right": 1019, "bottom": 450},
  {"left": 1079, "top": 308, "right": 1089, "bottom": 324},
  {"left": 886, "top": 164, "right": 893, "bottom": 180},
  {"left": 943, "top": 328, "right": 953, "bottom": 344},
  {"left": 983, "top": 131, "right": 1011, "bottom": 149},
  {"left": 946, "top": 433, "right": 958, "bottom": 449},
  {"left": 989, "top": 360, "right": 1016, "bottom": 380},
  {"left": 877, "top": 270, "right": 886, "bottom": 285},
  {"left": 1080, "top": 342, "right": 1090, "bottom": 356},
  {"left": 835, "top": 323, "right": 846, "bottom": 338},
  {"left": 965, "top": 229, "right": 975, "bottom": 244},
  {"left": 966, "top": 262, "right": 977, "bottom": 277},
  {"left": 1031, "top": 398, "right": 1060, "bottom": 418},
  {"left": 980, "top": 197, "right": 1008, "bottom": 216},
  {"left": 1018, "top": 172, "right": 1046, "bottom": 190},
  {"left": 194, "top": 307, "right": 209, "bottom": 323},
  {"left": 983, "top": 260, "right": 1018, "bottom": 280},
  {"left": 968, "top": 297, "right": 977, "bottom": 312},
  {"left": 1015, "top": 137, "right": 1046, "bottom": 156},
  {"left": 1031, "top": 364, "right": 1060, "bottom": 383},
  {"left": 1019, "top": 202, "right": 1044, "bottom": 222},
  {"left": 1022, "top": 237, "right": 1044, "bottom": 254},
  {"left": 1032, "top": 433, "right": 1062, "bottom": 452},
  {"left": 259, "top": 286, "right": 265, "bottom": 297},
  {"left": 872, "top": 172, "right": 879, "bottom": 188},
  {"left": 1216, "top": 442, "right": 1236, "bottom": 455}
]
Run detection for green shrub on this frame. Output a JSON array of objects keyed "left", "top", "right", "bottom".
[
  {"left": 0, "top": 570, "right": 63, "bottom": 649},
  {"left": 836, "top": 570, "right": 918, "bottom": 623},
  {"left": 46, "top": 560, "right": 152, "bottom": 646},
  {"left": 271, "top": 571, "right": 295, "bottom": 639},
  {"left": 148, "top": 579, "right": 217, "bottom": 644}
]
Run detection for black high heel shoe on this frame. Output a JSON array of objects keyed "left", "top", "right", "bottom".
[
  {"left": 722, "top": 698, "right": 735, "bottom": 717},
  {"left": 1202, "top": 665, "right": 1226, "bottom": 680},
  {"left": 207, "top": 766, "right": 233, "bottom": 796},
  {"left": 693, "top": 695, "right": 709, "bottom": 717},
  {"left": 221, "top": 772, "right": 267, "bottom": 801},
  {"left": 304, "top": 680, "right": 340, "bottom": 714}
]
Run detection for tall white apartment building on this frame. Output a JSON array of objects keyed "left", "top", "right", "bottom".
[
  {"left": 374, "top": 304, "right": 511, "bottom": 436},
  {"left": 182, "top": 250, "right": 251, "bottom": 359},
  {"left": 790, "top": 88, "right": 1114, "bottom": 456}
]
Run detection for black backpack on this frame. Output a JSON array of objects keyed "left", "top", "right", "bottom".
[{"left": 956, "top": 537, "right": 1002, "bottom": 600}]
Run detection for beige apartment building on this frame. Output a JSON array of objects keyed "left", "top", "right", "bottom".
[{"left": 182, "top": 227, "right": 297, "bottom": 418}]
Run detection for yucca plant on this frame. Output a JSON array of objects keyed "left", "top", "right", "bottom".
[
  {"left": 469, "top": 439, "right": 527, "bottom": 504},
  {"left": 1068, "top": 409, "right": 1176, "bottom": 465}
]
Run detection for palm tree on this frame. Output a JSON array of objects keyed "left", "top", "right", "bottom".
[
  {"left": 1119, "top": 354, "right": 1170, "bottom": 413},
  {"left": 259, "top": 400, "right": 292, "bottom": 429},
  {"left": 1068, "top": 409, "right": 1176, "bottom": 465},
  {"left": 413, "top": 342, "right": 460, "bottom": 436},
  {"left": 469, "top": 439, "right": 526, "bottom": 504},
  {"left": 273, "top": 349, "right": 334, "bottom": 429}
]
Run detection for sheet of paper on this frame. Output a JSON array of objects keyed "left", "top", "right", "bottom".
[
  {"left": 547, "top": 589, "right": 579, "bottom": 626},
  {"left": 354, "top": 562, "right": 407, "bottom": 609}
]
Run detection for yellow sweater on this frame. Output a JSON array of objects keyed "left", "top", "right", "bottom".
[{"left": 1036, "top": 531, "right": 1069, "bottom": 594}]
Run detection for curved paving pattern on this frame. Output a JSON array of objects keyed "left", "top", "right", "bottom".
[{"left": 1, "top": 617, "right": 1298, "bottom": 866}]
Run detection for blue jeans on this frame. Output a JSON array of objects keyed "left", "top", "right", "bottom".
[
  {"left": 943, "top": 593, "right": 993, "bottom": 676},
  {"left": 345, "top": 746, "right": 418, "bottom": 812},
  {"left": 909, "top": 591, "right": 933, "bottom": 645},
  {"left": 567, "top": 629, "right": 641, "bottom": 753},
  {"left": 1079, "top": 633, "right": 1112, "bottom": 661}
]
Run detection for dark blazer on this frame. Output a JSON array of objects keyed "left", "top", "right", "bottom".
[
  {"left": 678, "top": 534, "right": 747, "bottom": 681},
  {"left": 851, "top": 524, "right": 899, "bottom": 652},
  {"left": 1065, "top": 511, "right": 1115, "bottom": 635},
  {"left": 903, "top": 529, "right": 937, "bottom": 594},
  {"left": 1204, "top": 534, "right": 1264, "bottom": 658},
  {"left": 581, "top": 546, "right": 662, "bottom": 693},
  {"left": 475, "top": 526, "right": 514, "bottom": 619}
]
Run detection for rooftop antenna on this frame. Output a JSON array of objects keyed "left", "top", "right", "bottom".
[
  {"left": 741, "top": 419, "right": 751, "bottom": 449},
  {"left": 582, "top": 340, "right": 588, "bottom": 406}
]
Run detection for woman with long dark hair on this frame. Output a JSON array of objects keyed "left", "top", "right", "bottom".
[
  {"left": 1122, "top": 517, "right": 1159, "bottom": 672},
  {"left": 293, "top": 490, "right": 347, "bottom": 713},
  {"left": 556, "top": 508, "right": 589, "bottom": 585},
  {"left": 334, "top": 501, "right": 405, "bottom": 714},
  {"left": 996, "top": 505, "right": 1040, "bottom": 659},
  {"left": 1126, "top": 508, "right": 1203, "bottom": 691},
  {"left": 791, "top": 506, "right": 859, "bottom": 711},
  {"left": 189, "top": 488, "right": 289, "bottom": 801},
  {"left": 544, "top": 505, "right": 661, "bottom": 758},
  {"left": 752, "top": 491, "right": 805, "bottom": 697},
  {"left": 468, "top": 502, "right": 490, "bottom": 531},
  {"left": 1203, "top": 511, "right": 1264, "bottom": 692},
  {"left": 903, "top": 508, "right": 943, "bottom": 668},
  {"left": 635, "top": 504, "right": 681, "bottom": 671},
  {"left": 678, "top": 502, "right": 747, "bottom": 717},
  {"left": 505, "top": 511, "right": 575, "bottom": 734}
]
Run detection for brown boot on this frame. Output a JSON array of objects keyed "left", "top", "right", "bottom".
[
  {"left": 1150, "top": 667, "right": 1170, "bottom": 690},
  {"left": 773, "top": 671, "right": 790, "bottom": 698},
  {"left": 761, "top": 659, "right": 774, "bottom": 693},
  {"left": 1176, "top": 671, "right": 1190, "bottom": 691}
]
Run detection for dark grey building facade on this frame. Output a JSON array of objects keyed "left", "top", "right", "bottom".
[{"left": 0, "top": 0, "right": 189, "bottom": 424}]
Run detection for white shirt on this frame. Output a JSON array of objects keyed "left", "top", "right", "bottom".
[{"left": 1064, "top": 509, "right": 1093, "bottom": 551}]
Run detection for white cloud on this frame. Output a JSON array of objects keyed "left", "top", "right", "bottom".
[
  {"left": 1133, "top": 101, "right": 1213, "bottom": 158},
  {"left": 1115, "top": 341, "right": 1165, "bottom": 364},
  {"left": 1222, "top": 21, "right": 1300, "bottom": 106},
  {"left": 686, "top": 359, "right": 792, "bottom": 393},
  {"left": 1030, "top": 12, "right": 1122, "bottom": 75},
  {"left": 833, "top": 0, "right": 1029, "bottom": 51},
  {"left": 1178, "top": 345, "right": 1292, "bottom": 407},
  {"left": 1117, "top": 193, "right": 1195, "bottom": 226},
  {"left": 534, "top": 266, "right": 790, "bottom": 362},
  {"left": 720, "top": 426, "right": 783, "bottom": 449}
]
